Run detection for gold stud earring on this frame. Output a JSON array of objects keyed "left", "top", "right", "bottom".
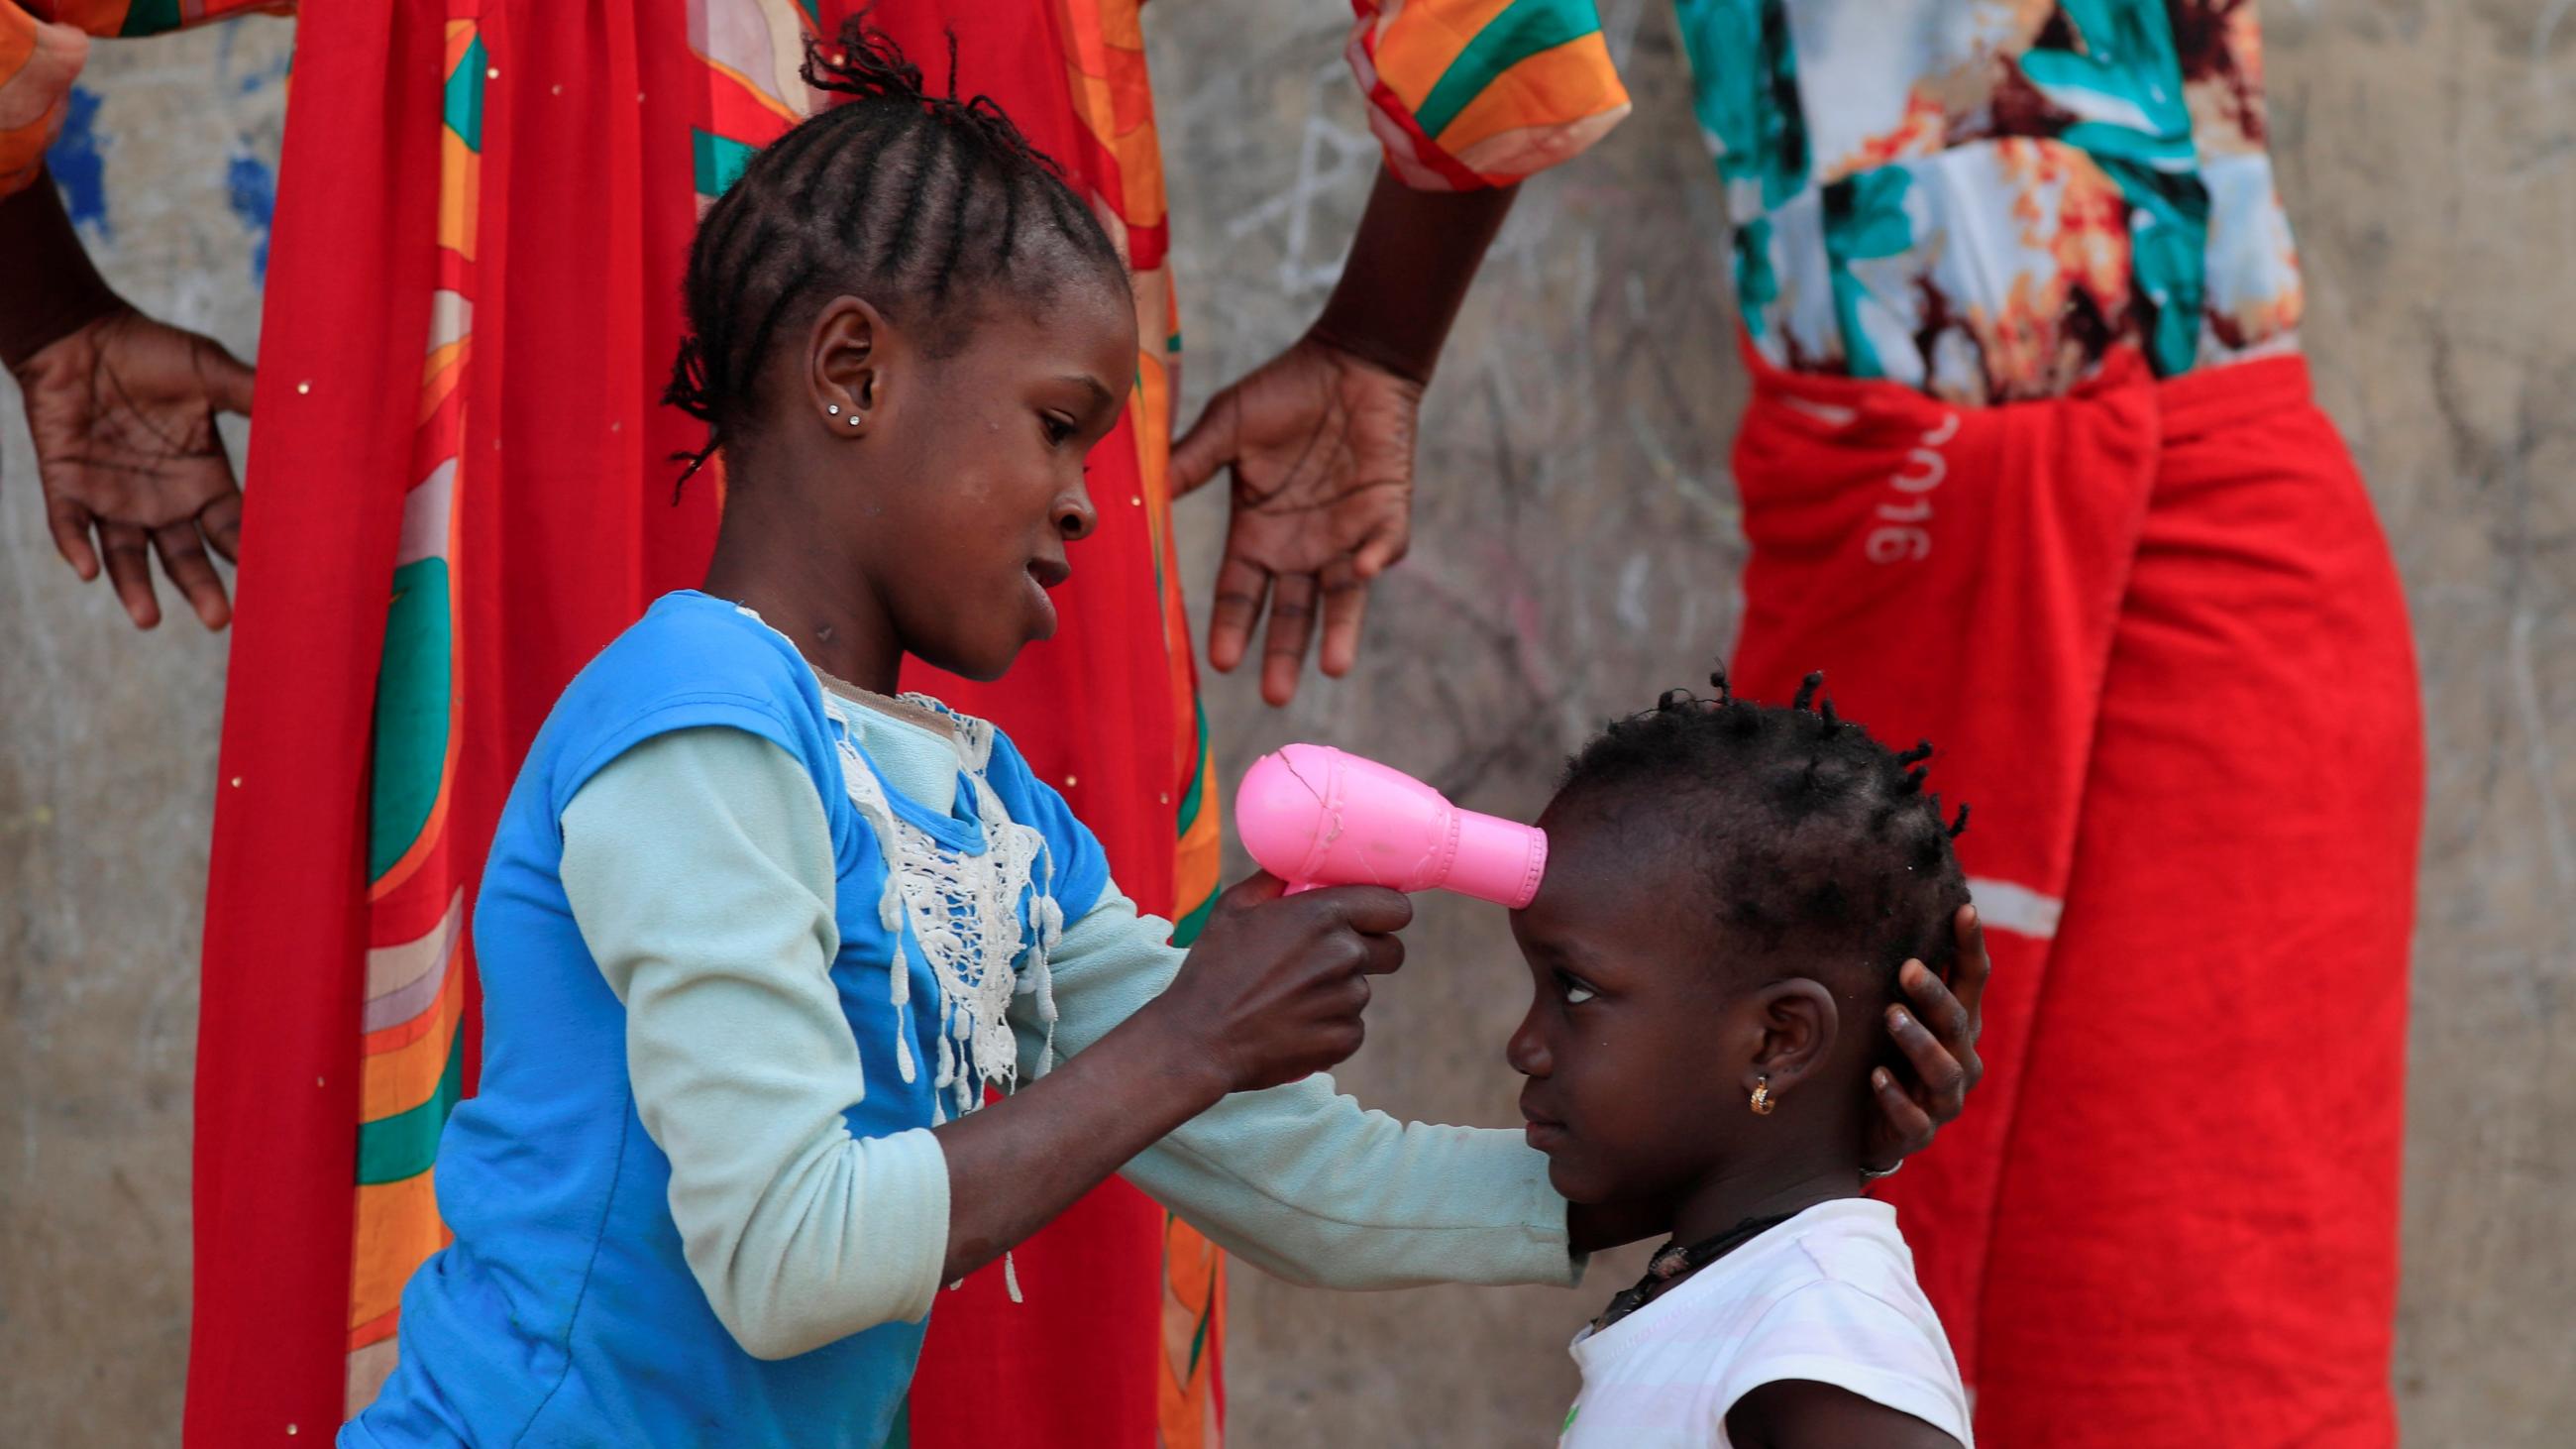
[{"left": 1749, "top": 1077, "right": 1775, "bottom": 1116}]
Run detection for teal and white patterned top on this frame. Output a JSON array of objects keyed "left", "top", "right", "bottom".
[{"left": 1676, "top": 0, "right": 2301, "bottom": 404}]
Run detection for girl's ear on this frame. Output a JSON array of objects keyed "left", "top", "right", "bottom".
[
  {"left": 1742, "top": 978, "right": 1840, "bottom": 1101},
  {"left": 808, "top": 294, "right": 894, "bottom": 438}
]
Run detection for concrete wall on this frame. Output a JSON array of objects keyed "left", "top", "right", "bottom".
[
  {"left": 3, "top": 4, "right": 2569, "bottom": 1444},
  {"left": 0, "top": 20, "right": 286, "bottom": 1443}
]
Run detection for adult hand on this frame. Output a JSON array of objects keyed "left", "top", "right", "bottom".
[
  {"left": 1169, "top": 335, "right": 1422, "bottom": 709},
  {"left": 12, "top": 306, "right": 256, "bottom": 629},
  {"left": 1863, "top": 904, "right": 1989, "bottom": 1174}
]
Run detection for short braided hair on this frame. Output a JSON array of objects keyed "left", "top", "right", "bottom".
[
  {"left": 1556, "top": 667, "right": 1972, "bottom": 1000},
  {"left": 663, "top": 17, "right": 1125, "bottom": 488}
]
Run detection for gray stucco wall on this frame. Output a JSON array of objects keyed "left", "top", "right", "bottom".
[{"left": 4, "top": 4, "right": 2569, "bottom": 1444}]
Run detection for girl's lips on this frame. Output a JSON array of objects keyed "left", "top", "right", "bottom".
[
  {"left": 1521, "top": 1097, "right": 1568, "bottom": 1150},
  {"left": 1024, "top": 566, "right": 1060, "bottom": 638}
]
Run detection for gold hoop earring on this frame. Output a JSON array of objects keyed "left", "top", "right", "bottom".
[{"left": 1749, "top": 1078, "right": 1775, "bottom": 1116}]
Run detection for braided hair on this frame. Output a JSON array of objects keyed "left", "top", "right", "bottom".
[
  {"left": 663, "top": 17, "right": 1126, "bottom": 488},
  {"left": 1556, "top": 667, "right": 1973, "bottom": 999}
]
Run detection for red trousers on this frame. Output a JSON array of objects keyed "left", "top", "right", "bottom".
[{"left": 1730, "top": 346, "right": 2419, "bottom": 1447}]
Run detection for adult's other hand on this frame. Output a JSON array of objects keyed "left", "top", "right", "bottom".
[
  {"left": 1170, "top": 335, "right": 1421, "bottom": 708},
  {"left": 13, "top": 306, "right": 255, "bottom": 629}
]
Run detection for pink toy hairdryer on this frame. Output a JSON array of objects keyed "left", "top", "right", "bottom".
[{"left": 1234, "top": 743, "right": 1549, "bottom": 909}]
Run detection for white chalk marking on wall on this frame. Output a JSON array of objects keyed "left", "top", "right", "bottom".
[{"left": 1965, "top": 877, "right": 2062, "bottom": 941}]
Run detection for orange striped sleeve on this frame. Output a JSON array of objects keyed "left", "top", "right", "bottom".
[
  {"left": 0, "top": 2, "right": 86, "bottom": 197},
  {"left": 1344, "top": 0, "right": 1629, "bottom": 191},
  {"left": 31, "top": 2, "right": 293, "bottom": 37},
  {"left": 4, "top": 0, "right": 297, "bottom": 198}
]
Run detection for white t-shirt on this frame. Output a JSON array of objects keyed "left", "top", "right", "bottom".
[{"left": 1558, "top": 1198, "right": 1972, "bottom": 1448}]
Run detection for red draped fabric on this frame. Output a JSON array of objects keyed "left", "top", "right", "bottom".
[{"left": 1727, "top": 346, "right": 2419, "bottom": 1447}]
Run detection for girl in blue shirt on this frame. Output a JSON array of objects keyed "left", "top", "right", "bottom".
[{"left": 348, "top": 25, "right": 1983, "bottom": 1449}]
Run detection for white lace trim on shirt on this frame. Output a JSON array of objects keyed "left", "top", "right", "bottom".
[{"left": 816, "top": 689, "right": 1065, "bottom": 1127}]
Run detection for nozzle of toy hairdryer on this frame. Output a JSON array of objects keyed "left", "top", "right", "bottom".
[{"left": 1234, "top": 743, "right": 1548, "bottom": 909}]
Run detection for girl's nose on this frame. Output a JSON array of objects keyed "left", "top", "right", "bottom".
[
  {"left": 1505, "top": 1008, "right": 1550, "bottom": 1078},
  {"left": 1055, "top": 490, "right": 1098, "bottom": 543}
]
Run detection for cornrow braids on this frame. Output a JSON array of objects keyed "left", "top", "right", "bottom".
[
  {"left": 663, "top": 16, "right": 1126, "bottom": 489},
  {"left": 1556, "top": 666, "right": 1975, "bottom": 1002}
]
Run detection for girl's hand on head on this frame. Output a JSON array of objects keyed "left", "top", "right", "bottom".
[
  {"left": 12, "top": 307, "right": 255, "bottom": 630},
  {"left": 1863, "top": 905, "right": 1988, "bottom": 1174},
  {"left": 1169, "top": 336, "right": 1423, "bottom": 708},
  {"left": 1150, "top": 870, "right": 1412, "bottom": 1092}
]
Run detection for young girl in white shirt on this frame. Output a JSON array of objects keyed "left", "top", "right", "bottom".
[{"left": 1514, "top": 671, "right": 1986, "bottom": 1449}]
